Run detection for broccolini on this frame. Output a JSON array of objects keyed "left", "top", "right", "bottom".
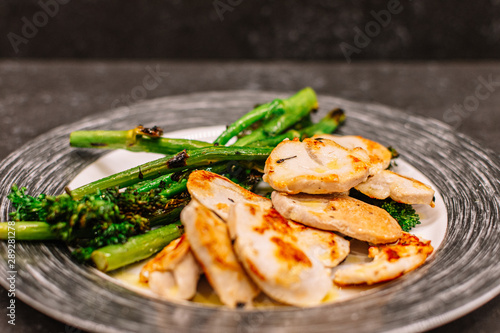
[{"left": 8, "top": 184, "right": 188, "bottom": 261}]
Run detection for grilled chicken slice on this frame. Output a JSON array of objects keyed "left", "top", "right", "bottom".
[
  {"left": 355, "top": 170, "right": 435, "bottom": 206},
  {"left": 334, "top": 232, "right": 433, "bottom": 285},
  {"left": 187, "top": 170, "right": 271, "bottom": 221},
  {"left": 181, "top": 199, "right": 260, "bottom": 308},
  {"left": 290, "top": 222, "right": 350, "bottom": 269},
  {"left": 272, "top": 191, "right": 402, "bottom": 244},
  {"left": 312, "top": 134, "right": 392, "bottom": 176},
  {"left": 140, "top": 235, "right": 201, "bottom": 300},
  {"left": 311, "top": 135, "right": 435, "bottom": 205},
  {"left": 228, "top": 202, "right": 333, "bottom": 306},
  {"left": 263, "top": 138, "right": 371, "bottom": 194}
]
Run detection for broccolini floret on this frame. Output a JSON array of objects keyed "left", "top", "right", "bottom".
[{"left": 380, "top": 201, "right": 421, "bottom": 232}]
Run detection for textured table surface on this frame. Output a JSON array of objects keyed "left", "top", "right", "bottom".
[{"left": 0, "top": 60, "right": 498, "bottom": 333}]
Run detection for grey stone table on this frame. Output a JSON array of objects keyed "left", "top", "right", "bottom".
[{"left": 0, "top": 60, "right": 498, "bottom": 333}]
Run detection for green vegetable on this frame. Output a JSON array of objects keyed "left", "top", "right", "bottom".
[
  {"left": 7, "top": 184, "right": 189, "bottom": 261},
  {"left": 70, "top": 125, "right": 211, "bottom": 154},
  {"left": 251, "top": 130, "right": 301, "bottom": 147},
  {"left": 91, "top": 222, "right": 184, "bottom": 272},
  {"left": 387, "top": 146, "right": 400, "bottom": 159},
  {"left": 214, "top": 99, "right": 285, "bottom": 146},
  {"left": 300, "top": 108, "right": 346, "bottom": 138},
  {"left": 349, "top": 189, "right": 421, "bottom": 232},
  {"left": 234, "top": 87, "right": 318, "bottom": 146},
  {"left": 252, "top": 108, "right": 346, "bottom": 147}
]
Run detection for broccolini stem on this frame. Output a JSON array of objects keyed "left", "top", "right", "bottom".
[
  {"left": 157, "top": 179, "right": 188, "bottom": 198},
  {"left": 148, "top": 205, "right": 186, "bottom": 227},
  {"left": 70, "top": 126, "right": 211, "bottom": 154},
  {"left": 0, "top": 222, "right": 56, "bottom": 240},
  {"left": 234, "top": 87, "right": 318, "bottom": 146},
  {"left": 133, "top": 172, "right": 176, "bottom": 193},
  {"left": 300, "top": 108, "right": 346, "bottom": 138},
  {"left": 213, "top": 99, "right": 285, "bottom": 146},
  {"left": 91, "top": 221, "right": 184, "bottom": 272},
  {"left": 70, "top": 146, "right": 273, "bottom": 199},
  {"left": 133, "top": 163, "right": 229, "bottom": 193},
  {"left": 251, "top": 108, "right": 346, "bottom": 147}
]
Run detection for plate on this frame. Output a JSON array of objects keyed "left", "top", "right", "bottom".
[{"left": 1, "top": 91, "right": 499, "bottom": 333}]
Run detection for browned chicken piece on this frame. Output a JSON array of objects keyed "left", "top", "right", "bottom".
[
  {"left": 140, "top": 235, "right": 201, "bottom": 300},
  {"left": 181, "top": 199, "right": 260, "bottom": 308},
  {"left": 311, "top": 134, "right": 435, "bottom": 206},
  {"left": 263, "top": 138, "right": 371, "bottom": 194},
  {"left": 271, "top": 191, "right": 402, "bottom": 244},
  {"left": 355, "top": 170, "right": 435, "bottom": 206},
  {"left": 187, "top": 170, "right": 271, "bottom": 221},
  {"left": 311, "top": 134, "right": 392, "bottom": 176},
  {"left": 289, "top": 222, "right": 350, "bottom": 269},
  {"left": 334, "top": 232, "right": 433, "bottom": 286},
  {"left": 228, "top": 202, "right": 334, "bottom": 306}
]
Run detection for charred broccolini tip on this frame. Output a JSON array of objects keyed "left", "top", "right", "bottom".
[{"left": 385, "top": 146, "right": 400, "bottom": 170}]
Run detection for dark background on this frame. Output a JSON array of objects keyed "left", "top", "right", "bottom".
[{"left": 1, "top": 0, "right": 500, "bottom": 60}]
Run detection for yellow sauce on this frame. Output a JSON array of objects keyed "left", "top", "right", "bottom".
[
  {"left": 110, "top": 271, "right": 149, "bottom": 290},
  {"left": 321, "top": 285, "right": 340, "bottom": 303},
  {"left": 191, "top": 278, "right": 224, "bottom": 306}
]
